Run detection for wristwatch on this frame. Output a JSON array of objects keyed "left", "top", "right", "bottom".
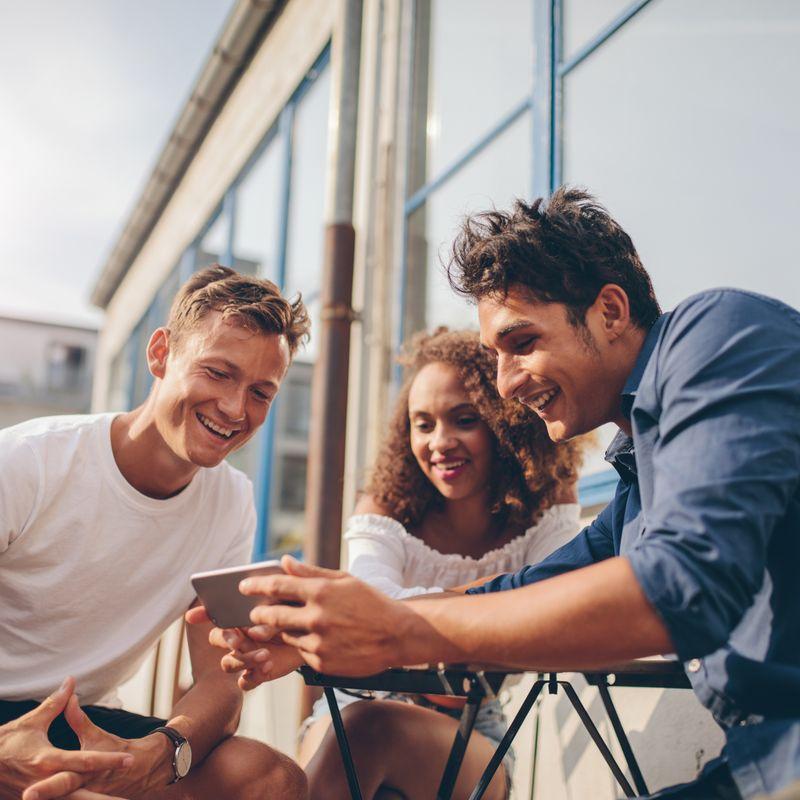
[{"left": 154, "top": 726, "right": 192, "bottom": 783}]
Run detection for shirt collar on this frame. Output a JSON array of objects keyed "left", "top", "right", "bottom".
[
  {"left": 604, "top": 429, "right": 637, "bottom": 482},
  {"left": 620, "top": 312, "right": 669, "bottom": 417}
]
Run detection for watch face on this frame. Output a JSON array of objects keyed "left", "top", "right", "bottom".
[{"left": 175, "top": 741, "right": 192, "bottom": 778}]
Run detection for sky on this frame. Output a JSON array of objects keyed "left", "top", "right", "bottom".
[{"left": 0, "top": 0, "right": 235, "bottom": 327}]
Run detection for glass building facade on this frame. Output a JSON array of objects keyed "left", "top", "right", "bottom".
[{"left": 101, "top": 0, "right": 800, "bottom": 557}]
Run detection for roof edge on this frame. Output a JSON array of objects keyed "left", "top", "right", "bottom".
[{"left": 91, "top": 0, "right": 282, "bottom": 309}]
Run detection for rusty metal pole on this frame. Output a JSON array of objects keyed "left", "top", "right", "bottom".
[
  {"left": 304, "top": 0, "right": 362, "bottom": 568},
  {"left": 300, "top": 0, "right": 363, "bottom": 720}
]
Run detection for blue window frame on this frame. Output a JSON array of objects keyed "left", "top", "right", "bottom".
[
  {"left": 111, "top": 45, "right": 331, "bottom": 559},
  {"left": 399, "top": 0, "right": 658, "bottom": 507}
]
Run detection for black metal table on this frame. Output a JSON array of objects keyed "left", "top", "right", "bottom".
[{"left": 300, "top": 659, "right": 691, "bottom": 800}]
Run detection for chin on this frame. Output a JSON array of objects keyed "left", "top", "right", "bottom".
[{"left": 544, "top": 420, "right": 571, "bottom": 442}]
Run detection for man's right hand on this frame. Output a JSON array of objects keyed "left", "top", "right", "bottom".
[
  {"left": 186, "top": 607, "right": 303, "bottom": 690},
  {"left": 0, "top": 677, "right": 132, "bottom": 800}
]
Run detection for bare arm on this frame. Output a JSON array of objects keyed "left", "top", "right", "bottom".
[
  {"left": 243, "top": 555, "right": 672, "bottom": 676},
  {"left": 165, "top": 616, "right": 244, "bottom": 759},
  {"left": 399, "top": 556, "right": 672, "bottom": 669}
]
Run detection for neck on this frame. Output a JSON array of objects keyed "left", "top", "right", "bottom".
[
  {"left": 608, "top": 324, "right": 649, "bottom": 437},
  {"left": 436, "top": 491, "right": 498, "bottom": 548},
  {"left": 111, "top": 399, "right": 199, "bottom": 499}
]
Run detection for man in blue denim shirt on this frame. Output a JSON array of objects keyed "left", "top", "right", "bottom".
[{"left": 236, "top": 188, "right": 799, "bottom": 798}]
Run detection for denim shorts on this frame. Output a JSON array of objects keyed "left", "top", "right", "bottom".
[{"left": 301, "top": 688, "right": 515, "bottom": 796}]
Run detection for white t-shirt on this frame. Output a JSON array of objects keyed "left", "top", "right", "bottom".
[
  {"left": 344, "top": 503, "right": 582, "bottom": 599},
  {"left": 0, "top": 413, "right": 255, "bottom": 706}
]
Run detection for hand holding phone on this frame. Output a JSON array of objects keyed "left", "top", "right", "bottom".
[{"left": 190, "top": 560, "right": 285, "bottom": 628}]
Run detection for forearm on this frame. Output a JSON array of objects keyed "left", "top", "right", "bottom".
[
  {"left": 398, "top": 556, "right": 673, "bottom": 669},
  {"left": 167, "top": 674, "right": 242, "bottom": 764}
]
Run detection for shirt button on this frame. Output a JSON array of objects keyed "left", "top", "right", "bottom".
[{"left": 687, "top": 658, "right": 702, "bottom": 673}]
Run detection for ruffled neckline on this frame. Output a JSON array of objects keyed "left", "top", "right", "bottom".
[{"left": 345, "top": 503, "right": 581, "bottom": 568}]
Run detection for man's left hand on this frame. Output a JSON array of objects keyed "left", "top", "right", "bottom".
[
  {"left": 25, "top": 696, "right": 173, "bottom": 800},
  {"left": 239, "top": 555, "right": 418, "bottom": 676}
]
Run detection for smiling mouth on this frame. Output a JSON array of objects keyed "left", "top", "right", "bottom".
[
  {"left": 522, "top": 387, "right": 560, "bottom": 414},
  {"left": 197, "top": 413, "right": 238, "bottom": 440},
  {"left": 432, "top": 459, "right": 468, "bottom": 474}
]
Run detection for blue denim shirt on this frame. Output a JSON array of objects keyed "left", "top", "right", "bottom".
[{"left": 469, "top": 289, "right": 800, "bottom": 798}]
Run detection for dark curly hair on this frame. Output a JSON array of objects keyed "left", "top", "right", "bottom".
[
  {"left": 365, "top": 328, "right": 585, "bottom": 532},
  {"left": 447, "top": 186, "right": 661, "bottom": 330}
]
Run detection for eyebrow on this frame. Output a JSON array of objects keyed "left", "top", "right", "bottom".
[
  {"left": 203, "top": 358, "right": 279, "bottom": 390},
  {"left": 496, "top": 320, "right": 535, "bottom": 340}
]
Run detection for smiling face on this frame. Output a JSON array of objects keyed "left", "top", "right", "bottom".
[
  {"left": 149, "top": 311, "right": 290, "bottom": 469},
  {"left": 478, "top": 285, "right": 639, "bottom": 442},
  {"left": 407, "top": 361, "right": 494, "bottom": 503}
]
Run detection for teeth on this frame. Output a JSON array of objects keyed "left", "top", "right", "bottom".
[
  {"left": 526, "top": 388, "right": 558, "bottom": 411},
  {"left": 435, "top": 460, "right": 466, "bottom": 470},
  {"left": 198, "top": 414, "right": 235, "bottom": 438}
]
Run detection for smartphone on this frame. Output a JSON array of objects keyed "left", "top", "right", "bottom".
[{"left": 191, "top": 559, "right": 285, "bottom": 629}]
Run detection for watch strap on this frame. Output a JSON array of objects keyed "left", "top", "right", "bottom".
[{"left": 153, "top": 726, "right": 189, "bottom": 783}]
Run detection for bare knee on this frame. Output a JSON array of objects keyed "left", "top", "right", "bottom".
[
  {"left": 339, "top": 699, "right": 400, "bottom": 746},
  {"left": 207, "top": 736, "right": 307, "bottom": 800}
]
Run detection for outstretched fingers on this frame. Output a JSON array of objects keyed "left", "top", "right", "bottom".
[
  {"left": 248, "top": 599, "right": 311, "bottom": 631},
  {"left": 48, "top": 749, "right": 133, "bottom": 774},
  {"left": 24, "top": 678, "right": 75, "bottom": 727}
]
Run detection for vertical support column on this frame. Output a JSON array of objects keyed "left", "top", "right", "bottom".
[
  {"left": 532, "top": 0, "right": 556, "bottom": 197},
  {"left": 304, "top": 0, "right": 363, "bottom": 572}
]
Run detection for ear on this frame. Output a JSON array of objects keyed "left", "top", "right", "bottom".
[
  {"left": 591, "top": 284, "right": 632, "bottom": 343},
  {"left": 147, "top": 327, "right": 171, "bottom": 379}
]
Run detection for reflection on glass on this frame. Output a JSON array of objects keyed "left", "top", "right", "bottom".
[
  {"left": 284, "top": 67, "right": 331, "bottom": 364},
  {"left": 562, "top": 0, "right": 800, "bottom": 312},
  {"left": 233, "top": 137, "right": 283, "bottom": 282},
  {"left": 268, "top": 361, "right": 314, "bottom": 552},
  {"left": 405, "top": 111, "right": 532, "bottom": 334},
  {"left": 196, "top": 208, "right": 230, "bottom": 269},
  {"left": 412, "top": 0, "right": 533, "bottom": 190},
  {"left": 562, "top": 0, "right": 638, "bottom": 61}
]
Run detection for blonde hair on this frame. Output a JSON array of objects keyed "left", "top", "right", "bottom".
[{"left": 168, "top": 264, "right": 310, "bottom": 355}]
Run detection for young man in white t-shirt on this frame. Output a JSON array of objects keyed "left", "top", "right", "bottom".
[{"left": 0, "top": 266, "right": 309, "bottom": 800}]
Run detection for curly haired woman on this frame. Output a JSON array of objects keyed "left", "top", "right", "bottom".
[{"left": 298, "top": 328, "right": 585, "bottom": 800}]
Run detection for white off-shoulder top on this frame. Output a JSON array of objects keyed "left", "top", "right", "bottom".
[{"left": 344, "top": 503, "right": 582, "bottom": 599}]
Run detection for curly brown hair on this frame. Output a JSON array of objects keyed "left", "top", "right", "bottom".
[{"left": 365, "top": 328, "right": 584, "bottom": 532}]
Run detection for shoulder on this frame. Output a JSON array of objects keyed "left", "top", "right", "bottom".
[
  {"left": 344, "top": 512, "right": 408, "bottom": 542},
  {"left": 0, "top": 413, "right": 109, "bottom": 466},
  {"left": 665, "top": 288, "right": 800, "bottom": 343},
  {"left": 522, "top": 503, "right": 582, "bottom": 547}
]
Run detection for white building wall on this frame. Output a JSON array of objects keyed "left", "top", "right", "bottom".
[{"left": 93, "top": 0, "right": 336, "bottom": 411}]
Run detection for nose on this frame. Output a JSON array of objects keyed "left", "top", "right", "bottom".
[
  {"left": 217, "top": 386, "right": 247, "bottom": 423},
  {"left": 495, "top": 354, "right": 527, "bottom": 400},
  {"left": 429, "top": 423, "right": 457, "bottom": 454}
]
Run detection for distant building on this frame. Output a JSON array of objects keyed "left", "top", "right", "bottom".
[{"left": 0, "top": 313, "right": 97, "bottom": 430}]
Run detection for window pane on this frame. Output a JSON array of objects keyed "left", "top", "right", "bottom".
[
  {"left": 562, "top": 0, "right": 800, "bottom": 312},
  {"left": 268, "top": 361, "right": 314, "bottom": 552},
  {"left": 196, "top": 208, "right": 230, "bottom": 268},
  {"left": 233, "top": 136, "right": 283, "bottom": 282},
  {"left": 405, "top": 111, "right": 532, "bottom": 334},
  {"left": 562, "top": 0, "right": 637, "bottom": 60},
  {"left": 411, "top": 0, "right": 533, "bottom": 190},
  {"left": 284, "top": 67, "right": 331, "bottom": 364}
]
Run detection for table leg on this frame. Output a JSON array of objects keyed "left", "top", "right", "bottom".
[
  {"left": 324, "top": 687, "right": 364, "bottom": 800},
  {"left": 436, "top": 684, "right": 483, "bottom": 800},
  {"left": 559, "top": 681, "right": 637, "bottom": 798},
  {"left": 597, "top": 684, "right": 649, "bottom": 796},
  {"left": 468, "top": 679, "right": 546, "bottom": 800}
]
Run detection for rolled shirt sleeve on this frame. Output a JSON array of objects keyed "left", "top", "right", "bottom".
[{"left": 626, "top": 291, "right": 800, "bottom": 660}]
